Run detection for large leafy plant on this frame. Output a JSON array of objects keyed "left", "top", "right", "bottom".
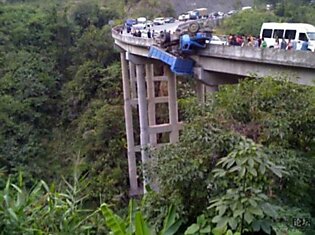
[
  {"left": 0, "top": 172, "right": 101, "bottom": 234},
  {"left": 209, "top": 138, "right": 286, "bottom": 234},
  {"left": 101, "top": 199, "right": 182, "bottom": 235}
]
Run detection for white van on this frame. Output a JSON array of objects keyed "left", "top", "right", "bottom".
[
  {"left": 260, "top": 22, "right": 315, "bottom": 51},
  {"left": 137, "top": 17, "right": 147, "bottom": 24}
]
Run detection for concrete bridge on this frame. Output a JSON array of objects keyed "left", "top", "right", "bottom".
[{"left": 112, "top": 26, "right": 315, "bottom": 195}]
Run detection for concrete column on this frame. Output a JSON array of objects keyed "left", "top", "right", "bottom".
[
  {"left": 145, "top": 64, "right": 157, "bottom": 145},
  {"left": 120, "top": 52, "right": 138, "bottom": 196},
  {"left": 136, "top": 63, "right": 150, "bottom": 193},
  {"left": 129, "top": 61, "right": 137, "bottom": 99},
  {"left": 194, "top": 67, "right": 206, "bottom": 103},
  {"left": 196, "top": 82, "right": 205, "bottom": 104},
  {"left": 165, "top": 66, "right": 179, "bottom": 143}
]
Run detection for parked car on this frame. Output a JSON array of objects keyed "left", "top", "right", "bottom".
[
  {"left": 209, "top": 35, "right": 227, "bottom": 45},
  {"left": 125, "top": 18, "right": 137, "bottom": 33},
  {"left": 187, "top": 11, "right": 198, "bottom": 20},
  {"left": 137, "top": 17, "right": 147, "bottom": 24},
  {"left": 178, "top": 13, "right": 190, "bottom": 21},
  {"left": 153, "top": 17, "right": 165, "bottom": 25},
  {"left": 132, "top": 23, "right": 146, "bottom": 30},
  {"left": 164, "top": 17, "right": 175, "bottom": 23},
  {"left": 131, "top": 23, "right": 148, "bottom": 37},
  {"left": 145, "top": 20, "right": 154, "bottom": 28}
]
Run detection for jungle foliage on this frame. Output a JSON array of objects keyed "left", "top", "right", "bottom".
[
  {"left": 0, "top": 0, "right": 128, "bottom": 208},
  {"left": 144, "top": 78, "right": 315, "bottom": 234},
  {"left": 0, "top": 0, "right": 315, "bottom": 234}
]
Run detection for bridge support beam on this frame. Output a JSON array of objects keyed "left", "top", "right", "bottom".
[
  {"left": 146, "top": 64, "right": 157, "bottom": 145},
  {"left": 135, "top": 63, "right": 150, "bottom": 194},
  {"left": 120, "top": 52, "right": 139, "bottom": 196},
  {"left": 165, "top": 66, "right": 179, "bottom": 143},
  {"left": 196, "top": 82, "right": 205, "bottom": 104},
  {"left": 129, "top": 62, "right": 137, "bottom": 99},
  {"left": 121, "top": 53, "right": 183, "bottom": 194},
  {"left": 194, "top": 67, "right": 242, "bottom": 102}
]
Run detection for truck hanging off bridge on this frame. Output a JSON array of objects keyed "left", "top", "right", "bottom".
[{"left": 149, "top": 19, "right": 214, "bottom": 75}]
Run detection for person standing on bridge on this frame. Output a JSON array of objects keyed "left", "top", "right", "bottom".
[
  {"left": 258, "top": 36, "right": 262, "bottom": 47},
  {"left": 286, "top": 39, "right": 293, "bottom": 50},
  {"left": 131, "top": 27, "right": 135, "bottom": 36},
  {"left": 291, "top": 39, "right": 297, "bottom": 50},
  {"left": 261, "top": 37, "right": 267, "bottom": 48},
  {"left": 274, "top": 38, "right": 280, "bottom": 49},
  {"left": 228, "top": 34, "right": 233, "bottom": 45},
  {"left": 301, "top": 39, "right": 309, "bottom": 51},
  {"left": 280, "top": 38, "right": 287, "bottom": 50},
  {"left": 147, "top": 29, "right": 151, "bottom": 38}
]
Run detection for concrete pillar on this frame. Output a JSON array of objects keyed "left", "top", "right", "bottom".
[
  {"left": 120, "top": 52, "right": 138, "bottom": 196},
  {"left": 194, "top": 67, "right": 206, "bottom": 103},
  {"left": 136, "top": 63, "right": 150, "bottom": 193},
  {"left": 196, "top": 82, "right": 205, "bottom": 104},
  {"left": 129, "top": 61, "right": 137, "bottom": 99},
  {"left": 146, "top": 64, "right": 157, "bottom": 145},
  {"left": 165, "top": 66, "right": 179, "bottom": 143}
]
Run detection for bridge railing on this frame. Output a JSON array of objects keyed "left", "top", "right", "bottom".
[
  {"left": 196, "top": 44, "right": 315, "bottom": 69},
  {"left": 112, "top": 25, "right": 153, "bottom": 48},
  {"left": 112, "top": 25, "right": 315, "bottom": 70}
]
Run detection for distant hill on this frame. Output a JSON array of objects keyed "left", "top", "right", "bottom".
[{"left": 169, "top": 0, "right": 253, "bottom": 15}]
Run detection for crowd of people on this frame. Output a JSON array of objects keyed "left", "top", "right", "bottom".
[
  {"left": 120, "top": 26, "right": 310, "bottom": 51},
  {"left": 227, "top": 34, "right": 309, "bottom": 51},
  {"left": 122, "top": 25, "right": 155, "bottom": 39}
]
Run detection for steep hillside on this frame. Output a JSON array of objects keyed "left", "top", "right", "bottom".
[{"left": 169, "top": 0, "right": 253, "bottom": 14}]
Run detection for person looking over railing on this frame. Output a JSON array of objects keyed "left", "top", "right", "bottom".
[
  {"left": 286, "top": 39, "right": 293, "bottom": 50},
  {"left": 280, "top": 38, "right": 287, "bottom": 50},
  {"left": 261, "top": 37, "right": 267, "bottom": 48},
  {"left": 301, "top": 39, "right": 309, "bottom": 51}
]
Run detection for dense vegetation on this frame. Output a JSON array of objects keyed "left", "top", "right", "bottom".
[
  {"left": 144, "top": 77, "right": 315, "bottom": 234},
  {"left": 0, "top": 0, "right": 314, "bottom": 234},
  {"left": 0, "top": 0, "right": 128, "bottom": 206}
]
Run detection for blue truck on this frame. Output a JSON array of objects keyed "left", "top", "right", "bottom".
[
  {"left": 179, "top": 32, "right": 211, "bottom": 53},
  {"left": 148, "top": 20, "right": 212, "bottom": 75},
  {"left": 124, "top": 19, "right": 137, "bottom": 33},
  {"left": 155, "top": 20, "right": 212, "bottom": 53},
  {"left": 148, "top": 46, "right": 195, "bottom": 75}
]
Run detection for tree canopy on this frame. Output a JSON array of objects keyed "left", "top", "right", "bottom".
[{"left": 0, "top": 0, "right": 314, "bottom": 234}]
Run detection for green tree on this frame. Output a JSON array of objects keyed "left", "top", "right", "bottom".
[
  {"left": 144, "top": 77, "right": 315, "bottom": 233},
  {"left": 220, "top": 10, "right": 279, "bottom": 35},
  {"left": 209, "top": 138, "right": 285, "bottom": 234}
]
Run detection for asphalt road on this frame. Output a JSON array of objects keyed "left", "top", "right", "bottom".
[
  {"left": 151, "top": 21, "right": 182, "bottom": 33},
  {"left": 123, "top": 20, "right": 196, "bottom": 38}
]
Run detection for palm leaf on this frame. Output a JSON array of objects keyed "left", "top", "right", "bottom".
[{"left": 101, "top": 203, "right": 128, "bottom": 235}]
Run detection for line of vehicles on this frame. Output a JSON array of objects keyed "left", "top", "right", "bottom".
[
  {"left": 124, "top": 5, "right": 250, "bottom": 33},
  {"left": 178, "top": 6, "right": 253, "bottom": 22},
  {"left": 124, "top": 16, "right": 177, "bottom": 37},
  {"left": 124, "top": 16, "right": 176, "bottom": 31},
  {"left": 123, "top": 15, "right": 315, "bottom": 52},
  {"left": 124, "top": 6, "right": 239, "bottom": 32},
  {"left": 123, "top": 15, "right": 226, "bottom": 45},
  {"left": 120, "top": 19, "right": 315, "bottom": 75}
]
